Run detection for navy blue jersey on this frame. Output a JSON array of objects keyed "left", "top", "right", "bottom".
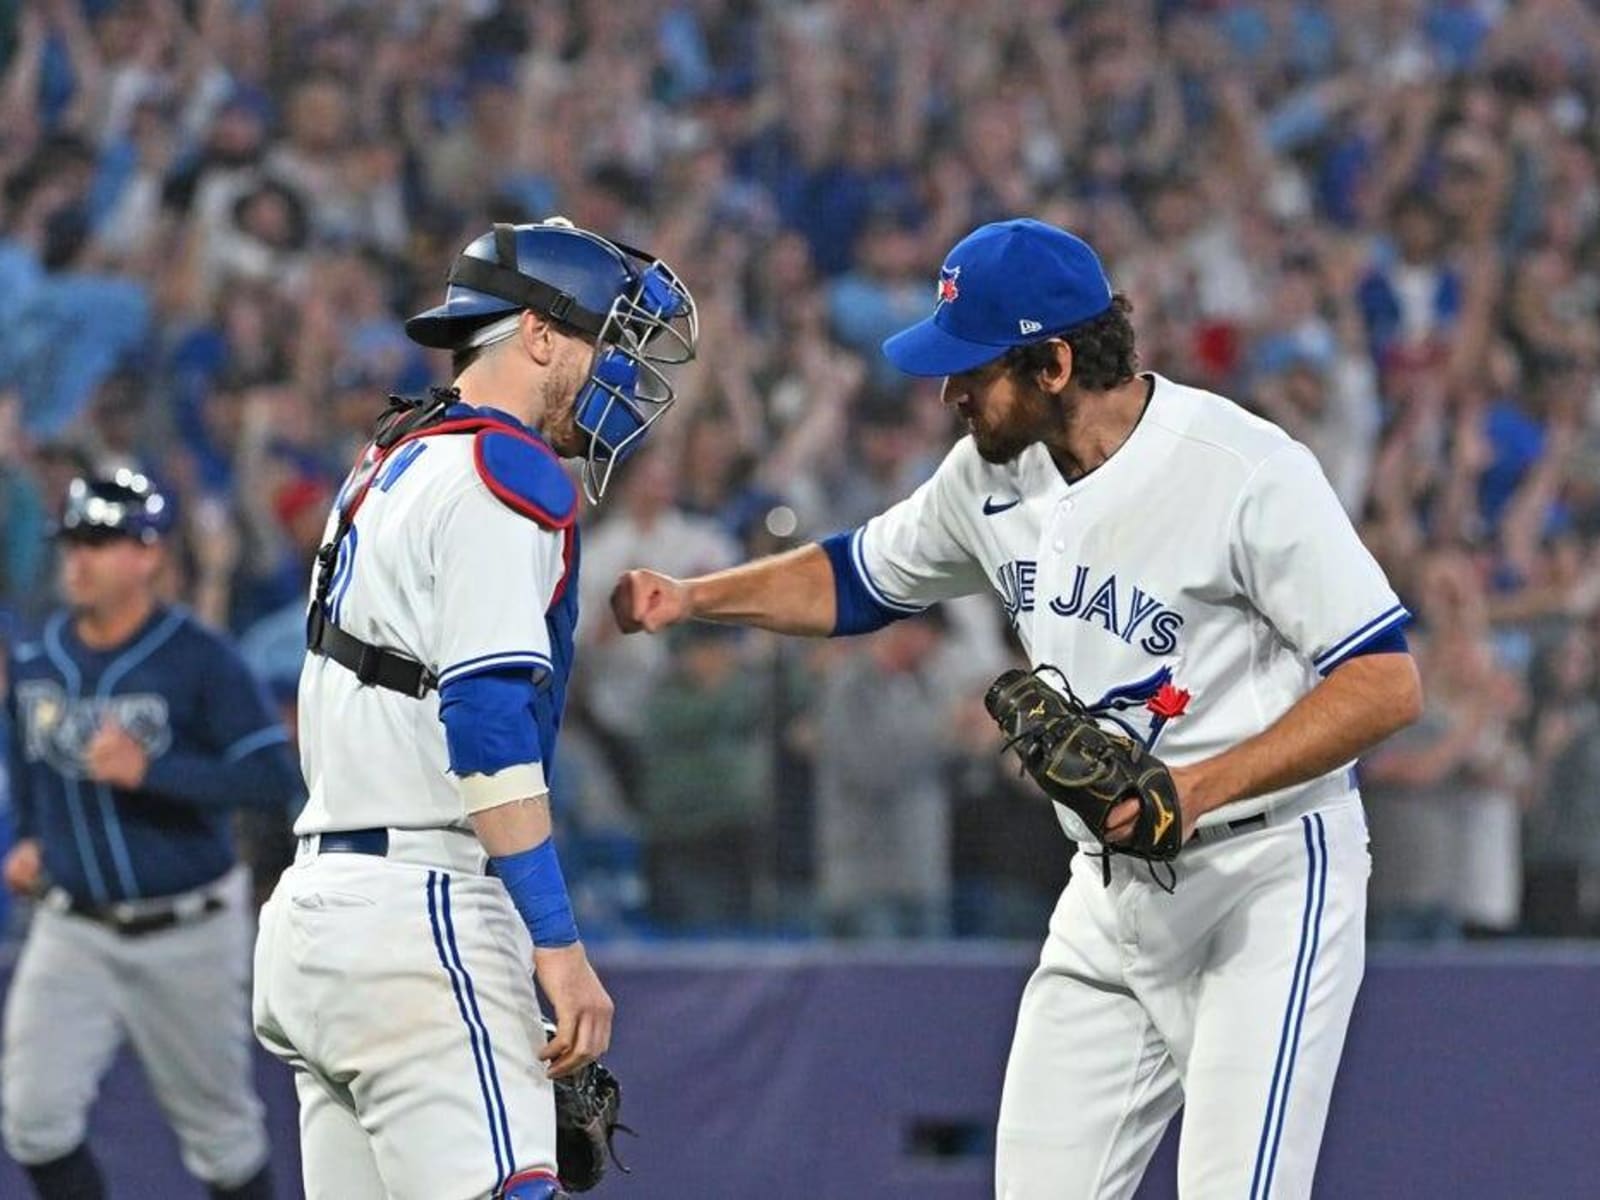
[{"left": 5, "top": 606, "right": 302, "bottom": 903}]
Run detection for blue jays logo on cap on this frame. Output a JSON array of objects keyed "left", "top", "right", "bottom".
[
  {"left": 883, "top": 218, "right": 1114, "bottom": 378},
  {"left": 936, "top": 265, "right": 961, "bottom": 307}
]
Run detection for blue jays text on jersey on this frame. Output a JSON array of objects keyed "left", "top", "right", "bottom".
[
  {"left": 5, "top": 607, "right": 301, "bottom": 905},
  {"left": 995, "top": 558, "right": 1185, "bottom": 656}
]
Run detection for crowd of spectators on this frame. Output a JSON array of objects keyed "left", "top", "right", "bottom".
[{"left": 4, "top": 0, "right": 1600, "bottom": 942}]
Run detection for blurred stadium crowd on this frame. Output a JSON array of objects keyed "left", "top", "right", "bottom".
[{"left": 3, "top": 0, "right": 1600, "bottom": 942}]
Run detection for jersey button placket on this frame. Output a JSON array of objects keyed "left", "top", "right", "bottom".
[
  {"left": 1031, "top": 504, "right": 1067, "bottom": 656},
  {"left": 1051, "top": 494, "right": 1075, "bottom": 554}
]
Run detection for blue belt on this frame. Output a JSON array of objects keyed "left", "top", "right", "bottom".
[
  {"left": 307, "top": 828, "right": 498, "bottom": 877},
  {"left": 313, "top": 828, "right": 389, "bottom": 856}
]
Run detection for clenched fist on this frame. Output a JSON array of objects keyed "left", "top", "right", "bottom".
[
  {"left": 3, "top": 839, "right": 42, "bottom": 896},
  {"left": 84, "top": 720, "right": 149, "bottom": 790},
  {"left": 610, "top": 569, "right": 692, "bottom": 634}
]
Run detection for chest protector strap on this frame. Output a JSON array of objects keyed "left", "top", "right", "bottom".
[{"left": 305, "top": 389, "right": 518, "bottom": 698}]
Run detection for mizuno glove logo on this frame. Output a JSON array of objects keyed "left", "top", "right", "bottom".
[{"left": 1151, "top": 797, "right": 1174, "bottom": 844}]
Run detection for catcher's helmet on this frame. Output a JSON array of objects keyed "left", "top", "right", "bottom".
[
  {"left": 54, "top": 471, "right": 173, "bottom": 545},
  {"left": 407, "top": 219, "right": 697, "bottom": 501}
]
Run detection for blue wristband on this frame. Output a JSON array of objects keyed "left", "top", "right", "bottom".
[{"left": 490, "top": 839, "right": 580, "bottom": 948}]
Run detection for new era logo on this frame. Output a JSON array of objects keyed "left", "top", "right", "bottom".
[{"left": 1019, "top": 319, "right": 1043, "bottom": 335}]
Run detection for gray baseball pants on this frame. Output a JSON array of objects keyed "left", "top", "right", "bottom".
[{"left": 1, "top": 869, "right": 270, "bottom": 1189}]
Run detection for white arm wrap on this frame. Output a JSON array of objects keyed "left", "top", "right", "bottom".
[{"left": 458, "top": 762, "right": 549, "bottom": 814}]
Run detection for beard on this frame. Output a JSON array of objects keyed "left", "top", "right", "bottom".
[
  {"left": 970, "top": 422, "right": 1033, "bottom": 464},
  {"left": 544, "top": 400, "right": 587, "bottom": 458},
  {"left": 966, "top": 386, "right": 1069, "bottom": 464},
  {"left": 539, "top": 352, "right": 593, "bottom": 458}
]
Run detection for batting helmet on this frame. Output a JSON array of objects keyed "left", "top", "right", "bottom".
[
  {"left": 54, "top": 470, "right": 173, "bottom": 545},
  {"left": 406, "top": 219, "right": 698, "bottom": 501}
]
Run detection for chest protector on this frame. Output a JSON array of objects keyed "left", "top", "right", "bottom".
[{"left": 307, "top": 389, "right": 579, "bottom": 761}]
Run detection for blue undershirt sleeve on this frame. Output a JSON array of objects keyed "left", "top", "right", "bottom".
[{"left": 437, "top": 668, "right": 542, "bottom": 777}]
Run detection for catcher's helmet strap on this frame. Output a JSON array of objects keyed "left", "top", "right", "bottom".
[
  {"left": 449, "top": 256, "right": 608, "bottom": 339},
  {"left": 493, "top": 222, "right": 517, "bottom": 269}
]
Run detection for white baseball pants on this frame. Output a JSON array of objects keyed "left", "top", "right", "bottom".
[
  {"left": 997, "top": 796, "right": 1369, "bottom": 1200},
  {"left": 253, "top": 840, "right": 558, "bottom": 1200}
]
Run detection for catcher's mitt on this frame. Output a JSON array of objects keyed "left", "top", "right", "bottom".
[
  {"left": 985, "top": 666, "right": 1183, "bottom": 879},
  {"left": 543, "top": 1021, "right": 633, "bottom": 1193}
]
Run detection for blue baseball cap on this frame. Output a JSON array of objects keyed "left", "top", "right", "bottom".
[{"left": 882, "top": 218, "right": 1114, "bottom": 377}]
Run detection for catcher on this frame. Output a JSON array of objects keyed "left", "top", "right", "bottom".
[
  {"left": 609, "top": 219, "right": 1420, "bottom": 1199},
  {"left": 253, "top": 218, "right": 695, "bottom": 1200}
]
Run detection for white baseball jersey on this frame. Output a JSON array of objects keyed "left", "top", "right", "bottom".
[
  {"left": 295, "top": 434, "right": 565, "bottom": 834},
  {"left": 849, "top": 372, "right": 1408, "bottom": 842}
]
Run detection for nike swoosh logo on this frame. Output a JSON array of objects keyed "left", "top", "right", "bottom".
[{"left": 982, "top": 496, "right": 1021, "bottom": 516}]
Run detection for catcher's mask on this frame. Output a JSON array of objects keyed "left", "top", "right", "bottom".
[{"left": 406, "top": 219, "right": 698, "bottom": 502}]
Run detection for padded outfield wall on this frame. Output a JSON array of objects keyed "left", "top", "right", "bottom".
[{"left": 1, "top": 943, "right": 1594, "bottom": 1198}]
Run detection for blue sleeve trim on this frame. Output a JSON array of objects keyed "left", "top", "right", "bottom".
[
  {"left": 848, "top": 528, "right": 925, "bottom": 614},
  {"left": 223, "top": 726, "right": 290, "bottom": 763},
  {"left": 1318, "top": 609, "right": 1413, "bottom": 675},
  {"left": 1314, "top": 604, "right": 1409, "bottom": 671},
  {"left": 820, "top": 531, "right": 917, "bottom": 637},
  {"left": 1340, "top": 624, "right": 1409, "bottom": 664},
  {"left": 438, "top": 670, "right": 543, "bottom": 777},
  {"left": 438, "top": 651, "right": 553, "bottom": 689}
]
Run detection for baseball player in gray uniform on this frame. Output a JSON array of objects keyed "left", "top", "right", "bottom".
[
  {"left": 3, "top": 472, "right": 301, "bottom": 1200},
  {"left": 612, "top": 219, "right": 1422, "bottom": 1198}
]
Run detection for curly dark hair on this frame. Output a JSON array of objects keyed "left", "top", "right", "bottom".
[{"left": 1003, "top": 293, "right": 1139, "bottom": 393}]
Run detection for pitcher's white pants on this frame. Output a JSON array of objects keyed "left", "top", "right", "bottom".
[
  {"left": 997, "top": 797, "right": 1369, "bottom": 1200},
  {"left": 253, "top": 848, "right": 558, "bottom": 1200}
]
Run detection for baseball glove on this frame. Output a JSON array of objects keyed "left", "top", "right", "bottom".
[
  {"left": 543, "top": 1022, "right": 633, "bottom": 1193},
  {"left": 985, "top": 666, "right": 1184, "bottom": 877}
]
